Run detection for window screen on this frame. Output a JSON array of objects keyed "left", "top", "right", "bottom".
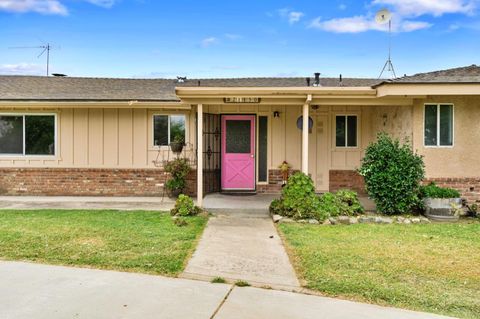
[{"left": 258, "top": 116, "right": 268, "bottom": 182}]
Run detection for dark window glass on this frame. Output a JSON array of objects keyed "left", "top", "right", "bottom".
[
  {"left": 226, "top": 120, "right": 251, "bottom": 153},
  {"left": 25, "top": 116, "right": 55, "bottom": 155},
  {"left": 0, "top": 116, "right": 23, "bottom": 154},
  {"left": 424, "top": 105, "right": 438, "bottom": 146},
  {"left": 258, "top": 116, "right": 268, "bottom": 182},
  {"left": 347, "top": 116, "right": 357, "bottom": 147},
  {"left": 335, "top": 116, "right": 346, "bottom": 147},
  {"left": 440, "top": 105, "right": 453, "bottom": 146},
  {"left": 170, "top": 115, "right": 186, "bottom": 143},
  {"left": 153, "top": 115, "right": 169, "bottom": 146}
]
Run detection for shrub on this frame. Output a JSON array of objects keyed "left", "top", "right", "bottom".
[
  {"left": 420, "top": 182, "right": 461, "bottom": 199},
  {"left": 335, "top": 189, "right": 365, "bottom": 216},
  {"left": 170, "top": 194, "right": 201, "bottom": 216},
  {"left": 279, "top": 172, "right": 321, "bottom": 220},
  {"left": 164, "top": 158, "right": 190, "bottom": 195},
  {"left": 359, "top": 133, "right": 425, "bottom": 215},
  {"left": 269, "top": 198, "right": 284, "bottom": 215},
  {"left": 317, "top": 192, "right": 341, "bottom": 218}
]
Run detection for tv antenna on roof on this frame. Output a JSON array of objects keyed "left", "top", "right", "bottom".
[
  {"left": 9, "top": 43, "right": 56, "bottom": 76},
  {"left": 376, "top": 9, "right": 397, "bottom": 79}
]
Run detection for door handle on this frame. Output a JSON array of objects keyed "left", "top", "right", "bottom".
[{"left": 250, "top": 154, "right": 254, "bottom": 158}]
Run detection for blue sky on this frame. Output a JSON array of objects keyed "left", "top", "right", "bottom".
[{"left": 1, "top": 0, "right": 480, "bottom": 78}]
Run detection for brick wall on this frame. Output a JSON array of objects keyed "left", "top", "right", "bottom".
[
  {"left": 425, "top": 178, "right": 480, "bottom": 203},
  {"left": 0, "top": 168, "right": 197, "bottom": 197},
  {"left": 329, "top": 170, "right": 367, "bottom": 195}
]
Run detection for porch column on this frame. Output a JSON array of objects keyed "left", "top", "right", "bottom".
[
  {"left": 302, "top": 99, "right": 310, "bottom": 174},
  {"left": 197, "top": 104, "right": 203, "bottom": 207}
]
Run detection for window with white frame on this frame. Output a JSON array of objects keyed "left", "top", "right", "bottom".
[
  {"left": 335, "top": 115, "right": 358, "bottom": 147},
  {"left": 0, "top": 114, "right": 56, "bottom": 156},
  {"left": 153, "top": 114, "right": 186, "bottom": 146},
  {"left": 424, "top": 104, "right": 454, "bottom": 147}
]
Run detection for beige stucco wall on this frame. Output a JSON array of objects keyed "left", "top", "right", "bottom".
[
  {"left": 0, "top": 106, "right": 195, "bottom": 168},
  {"left": 412, "top": 96, "right": 480, "bottom": 178}
]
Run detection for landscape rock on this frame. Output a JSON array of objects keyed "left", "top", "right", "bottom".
[
  {"left": 272, "top": 215, "right": 283, "bottom": 223},
  {"left": 403, "top": 219, "right": 412, "bottom": 224},
  {"left": 278, "top": 218, "right": 295, "bottom": 224},
  {"left": 396, "top": 216, "right": 405, "bottom": 223},
  {"left": 322, "top": 219, "right": 332, "bottom": 225},
  {"left": 337, "top": 216, "right": 351, "bottom": 225},
  {"left": 308, "top": 219, "right": 320, "bottom": 225},
  {"left": 411, "top": 218, "right": 421, "bottom": 224},
  {"left": 375, "top": 217, "right": 393, "bottom": 224},
  {"left": 349, "top": 217, "right": 358, "bottom": 224},
  {"left": 298, "top": 219, "right": 308, "bottom": 224},
  {"left": 328, "top": 217, "right": 337, "bottom": 225},
  {"left": 420, "top": 217, "right": 431, "bottom": 224},
  {"left": 358, "top": 216, "right": 375, "bottom": 223}
]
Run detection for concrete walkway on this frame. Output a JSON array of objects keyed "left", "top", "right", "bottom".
[
  {"left": 185, "top": 193, "right": 299, "bottom": 289},
  {"left": 182, "top": 212, "right": 300, "bottom": 289},
  {"left": 0, "top": 261, "right": 453, "bottom": 319},
  {"left": 0, "top": 196, "right": 175, "bottom": 211}
]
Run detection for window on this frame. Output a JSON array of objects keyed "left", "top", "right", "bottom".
[
  {"left": 424, "top": 104, "right": 453, "bottom": 147},
  {"left": 153, "top": 114, "right": 186, "bottom": 146},
  {"left": 258, "top": 116, "right": 268, "bottom": 182},
  {"left": 0, "top": 114, "right": 56, "bottom": 156},
  {"left": 336, "top": 115, "right": 357, "bottom": 147}
]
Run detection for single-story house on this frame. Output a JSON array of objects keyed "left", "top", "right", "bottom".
[{"left": 0, "top": 65, "right": 479, "bottom": 206}]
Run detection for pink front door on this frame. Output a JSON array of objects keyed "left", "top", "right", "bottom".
[{"left": 222, "top": 115, "right": 256, "bottom": 190}]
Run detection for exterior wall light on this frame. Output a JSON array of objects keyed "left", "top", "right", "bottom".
[{"left": 273, "top": 111, "right": 280, "bottom": 118}]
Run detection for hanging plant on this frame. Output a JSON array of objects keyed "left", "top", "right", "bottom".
[
  {"left": 278, "top": 161, "right": 291, "bottom": 185},
  {"left": 169, "top": 135, "right": 185, "bottom": 154}
]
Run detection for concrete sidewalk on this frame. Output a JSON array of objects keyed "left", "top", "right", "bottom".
[
  {"left": 0, "top": 261, "right": 453, "bottom": 319},
  {"left": 0, "top": 196, "right": 175, "bottom": 211}
]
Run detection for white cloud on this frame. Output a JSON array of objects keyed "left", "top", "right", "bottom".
[
  {"left": 0, "top": 0, "right": 68, "bottom": 15},
  {"left": 339, "top": 4, "right": 347, "bottom": 10},
  {"left": 373, "top": 0, "right": 477, "bottom": 17},
  {"left": 0, "top": 63, "right": 44, "bottom": 75},
  {"left": 400, "top": 20, "right": 433, "bottom": 31},
  {"left": 278, "top": 8, "right": 305, "bottom": 24},
  {"left": 309, "top": 15, "right": 432, "bottom": 33},
  {"left": 0, "top": 0, "right": 118, "bottom": 15},
  {"left": 85, "top": 0, "right": 116, "bottom": 8},
  {"left": 201, "top": 37, "right": 218, "bottom": 48},
  {"left": 225, "top": 33, "right": 242, "bottom": 40},
  {"left": 309, "top": 16, "right": 386, "bottom": 33}
]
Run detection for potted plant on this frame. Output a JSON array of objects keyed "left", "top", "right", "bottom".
[
  {"left": 420, "top": 182, "right": 462, "bottom": 221},
  {"left": 278, "top": 161, "right": 291, "bottom": 186},
  {"left": 169, "top": 135, "right": 185, "bottom": 154},
  {"left": 164, "top": 158, "right": 190, "bottom": 198}
]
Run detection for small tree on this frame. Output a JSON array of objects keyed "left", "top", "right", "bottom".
[{"left": 359, "top": 133, "right": 425, "bottom": 215}]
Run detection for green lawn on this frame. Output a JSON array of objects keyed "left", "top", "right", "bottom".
[
  {"left": 0, "top": 210, "right": 207, "bottom": 276},
  {"left": 279, "top": 222, "right": 480, "bottom": 319}
]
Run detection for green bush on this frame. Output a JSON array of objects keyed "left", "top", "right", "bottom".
[
  {"left": 269, "top": 198, "right": 284, "bottom": 215},
  {"left": 359, "top": 133, "right": 425, "bottom": 215},
  {"left": 268, "top": 172, "right": 364, "bottom": 222},
  {"left": 164, "top": 158, "right": 190, "bottom": 195},
  {"left": 335, "top": 189, "right": 365, "bottom": 216},
  {"left": 170, "top": 194, "right": 201, "bottom": 216},
  {"left": 420, "top": 182, "right": 461, "bottom": 199},
  {"left": 276, "top": 172, "right": 321, "bottom": 220}
]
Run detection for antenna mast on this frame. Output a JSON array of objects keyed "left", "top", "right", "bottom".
[
  {"left": 9, "top": 43, "right": 54, "bottom": 76},
  {"left": 376, "top": 9, "right": 397, "bottom": 79}
]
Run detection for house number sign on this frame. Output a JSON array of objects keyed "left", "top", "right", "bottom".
[{"left": 224, "top": 97, "right": 261, "bottom": 103}]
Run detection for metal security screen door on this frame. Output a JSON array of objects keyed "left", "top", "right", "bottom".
[
  {"left": 202, "top": 113, "right": 221, "bottom": 195},
  {"left": 221, "top": 115, "right": 256, "bottom": 190}
]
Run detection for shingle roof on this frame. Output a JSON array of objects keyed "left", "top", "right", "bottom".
[
  {"left": 0, "top": 75, "right": 379, "bottom": 101},
  {"left": 384, "top": 64, "right": 480, "bottom": 84}
]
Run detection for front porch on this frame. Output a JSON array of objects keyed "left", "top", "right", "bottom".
[{"left": 177, "top": 86, "right": 415, "bottom": 207}]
